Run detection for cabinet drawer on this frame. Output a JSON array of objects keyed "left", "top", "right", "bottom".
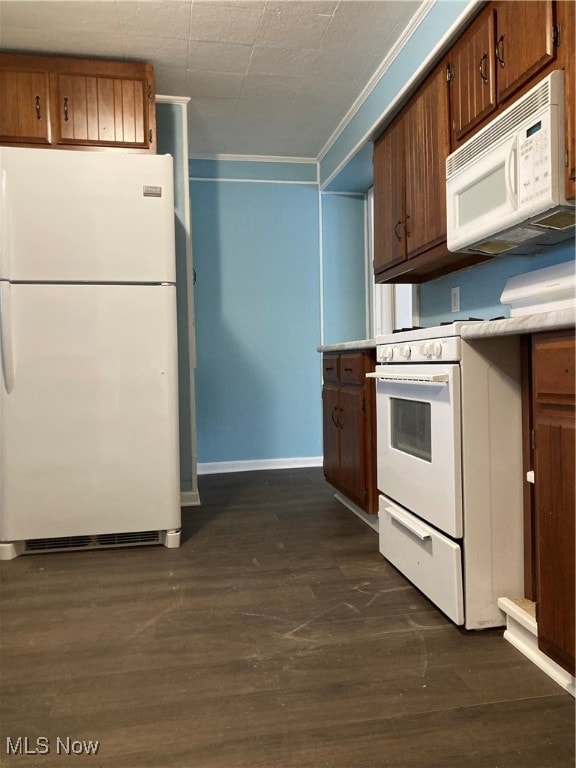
[
  {"left": 379, "top": 495, "right": 464, "bottom": 624},
  {"left": 322, "top": 354, "right": 339, "bottom": 384},
  {"left": 339, "top": 353, "right": 365, "bottom": 385}
]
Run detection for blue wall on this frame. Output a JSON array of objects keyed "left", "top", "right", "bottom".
[
  {"left": 190, "top": 162, "right": 321, "bottom": 464},
  {"left": 321, "top": 193, "right": 367, "bottom": 344}
]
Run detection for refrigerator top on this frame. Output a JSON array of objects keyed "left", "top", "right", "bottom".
[{"left": 0, "top": 148, "right": 176, "bottom": 284}]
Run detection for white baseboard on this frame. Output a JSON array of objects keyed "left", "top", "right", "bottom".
[
  {"left": 334, "top": 492, "right": 379, "bottom": 532},
  {"left": 180, "top": 490, "right": 201, "bottom": 507},
  {"left": 197, "top": 456, "right": 323, "bottom": 475},
  {"left": 498, "top": 597, "right": 575, "bottom": 697}
]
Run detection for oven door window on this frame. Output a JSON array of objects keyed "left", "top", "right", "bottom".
[{"left": 390, "top": 397, "right": 431, "bottom": 462}]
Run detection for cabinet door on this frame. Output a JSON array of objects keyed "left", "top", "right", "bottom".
[
  {"left": 449, "top": 6, "right": 497, "bottom": 141},
  {"left": 373, "top": 115, "right": 405, "bottom": 272},
  {"left": 494, "top": 1, "right": 556, "bottom": 104},
  {"left": 532, "top": 332, "right": 575, "bottom": 676},
  {"left": 338, "top": 386, "right": 367, "bottom": 509},
  {"left": 404, "top": 62, "right": 451, "bottom": 258},
  {"left": 322, "top": 385, "right": 340, "bottom": 488},
  {"left": 53, "top": 72, "right": 150, "bottom": 148},
  {"left": 0, "top": 68, "right": 51, "bottom": 144}
]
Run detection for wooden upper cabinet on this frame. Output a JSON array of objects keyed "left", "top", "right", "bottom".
[
  {"left": 0, "top": 54, "right": 156, "bottom": 153},
  {"left": 0, "top": 67, "right": 51, "bottom": 145},
  {"left": 53, "top": 70, "right": 151, "bottom": 148},
  {"left": 493, "top": 0, "right": 556, "bottom": 103},
  {"left": 404, "top": 62, "right": 450, "bottom": 258},
  {"left": 449, "top": 6, "right": 497, "bottom": 141},
  {"left": 373, "top": 60, "right": 470, "bottom": 282},
  {"left": 373, "top": 115, "right": 405, "bottom": 272}
]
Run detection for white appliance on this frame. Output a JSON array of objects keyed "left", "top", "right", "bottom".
[
  {"left": 369, "top": 323, "right": 524, "bottom": 629},
  {"left": 501, "top": 259, "right": 576, "bottom": 316},
  {"left": 0, "top": 147, "right": 181, "bottom": 559},
  {"left": 446, "top": 70, "right": 575, "bottom": 256}
]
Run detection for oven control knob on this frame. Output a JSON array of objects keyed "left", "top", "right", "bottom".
[
  {"left": 420, "top": 342, "right": 432, "bottom": 357},
  {"left": 431, "top": 341, "right": 442, "bottom": 358},
  {"left": 382, "top": 347, "right": 394, "bottom": 361},
  {"left": 399, "top": 344, "right": 411, "bottom": 359}
]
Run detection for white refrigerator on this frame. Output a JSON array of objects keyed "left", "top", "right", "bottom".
[{"left": 0, "top": 147, "right": 181, "bottom": 559}]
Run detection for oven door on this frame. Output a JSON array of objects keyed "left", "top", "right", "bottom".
[{"left": 372, "top": 363, "right": 462, "bottom": 538}]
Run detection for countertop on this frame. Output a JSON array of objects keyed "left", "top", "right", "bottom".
[
  {"left": 317, "top": 339, "right": 377, "bottom": 352},
  {"left": 317, "top": 308, "right": 575, "bottom": 352},
  {"left": 460, "top": 308, "right": 575, "bottom": 338}
]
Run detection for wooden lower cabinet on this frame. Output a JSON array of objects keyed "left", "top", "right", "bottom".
[
  {"left": 530, "top": 331, "right": 575, "bottom": 676},
  {"left": 322, "top": 351, "right": 377, "bottom": 515}
]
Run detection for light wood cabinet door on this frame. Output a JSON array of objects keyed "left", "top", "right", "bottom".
[
  {"left": 449, "top": 6, "right": 497, "bottom": 141},
  {"left": 404, "top": 62, "right": 451, "bottom": 258},
  {"left": 532, "top": 331, "right": 575, "bottom": 676},
  {"left": 373, "top": 115, "right": 405, "bottom": 272},
  {"left": 0, "top": 54, "right": 156, "bottom": 153},
  {"left": 0, "top": 68, "right": 51, "bottom": 144},
  {"left": 494, "top": 0, "right": 556, "bottom": 103},
  {"left": 54, "top": 72, "right": 150, "bottom": 148}
]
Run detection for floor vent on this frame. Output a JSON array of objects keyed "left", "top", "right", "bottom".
[{"left": 24, "top": 531, "right": 160, "bottom": 554}]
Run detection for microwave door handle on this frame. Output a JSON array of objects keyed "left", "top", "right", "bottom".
[{"left": 506, "top": 140, "right": 518, "bottom": 200}]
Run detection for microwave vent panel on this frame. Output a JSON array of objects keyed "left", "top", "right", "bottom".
[{"left": 447, "top": 73, "right": 558, "bottom": 177}]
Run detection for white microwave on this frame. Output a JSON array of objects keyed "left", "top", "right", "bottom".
[{"left": 446, "top": 70, "right": 575, "bottom": 256}]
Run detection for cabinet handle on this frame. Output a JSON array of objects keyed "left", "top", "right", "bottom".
[
  {"left": 325, "top": 365, "right": 334, "bottom": 372},
  {"left": 479, "top": 51, "right": 489, "bottom": 84},
  {"left": 35, "top": 94, "right": 41, "bottom": 120},
  {"left": 331, "top": 406, "right": 339, "bottom": 428},
  {"left": 404, "top": 214, "right": 411, "bottom": 237},
  {"left": 394, "top": 221, "right": 402, "bottom": 241},
  {"left": 63, "top": 96, "right": 69, "bottom": 122},
  {"left": 496, "top": 34, "right": 505, "bottom": 68},
  {"left": 344, "top": 367, "right": 353, "bottom": 373},
  {"left": 338, "top": 407, "right": 344, "bottom": 428}
]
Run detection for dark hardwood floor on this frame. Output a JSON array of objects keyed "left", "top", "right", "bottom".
[{"left": 1, "top": 468, "right": 574, "bottom": 767}]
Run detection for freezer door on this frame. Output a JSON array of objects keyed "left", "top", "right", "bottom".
[
  {"left": 0, "top": 283, "right": 180, "bottom": 540},
  {"left": 0, "top": 147, "right": 175, "bottom": 283}
]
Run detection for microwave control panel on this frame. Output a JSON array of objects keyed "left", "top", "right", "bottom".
[{"left": 518, "top": 110, "right": 555, "bottom": 206}]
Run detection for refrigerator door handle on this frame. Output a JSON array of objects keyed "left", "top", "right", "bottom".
[
  {"left": 0, "top": 281, "right": 14, "bottom": 393},
  {"left": 0, "top": 168, "right": 10, "bottom": 279}
]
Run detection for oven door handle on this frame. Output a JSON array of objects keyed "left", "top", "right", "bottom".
[
  {"left": 385, "top": 505, "right": 431, "bottom": 541},
  {"left": 366, "top": 372, "right": 449, "bottom": 385}
]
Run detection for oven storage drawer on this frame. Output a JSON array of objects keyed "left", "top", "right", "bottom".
[{"left": 379, "top": 495, "right": 464, "bottom": 625}]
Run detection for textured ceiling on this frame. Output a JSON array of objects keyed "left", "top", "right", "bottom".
[{"left": 0, "top": 0, "right": 424, "bottom": 159}]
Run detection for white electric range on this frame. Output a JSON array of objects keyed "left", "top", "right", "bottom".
[{"left": 368, "top": 319, "right": 525, "bottom": 629}]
